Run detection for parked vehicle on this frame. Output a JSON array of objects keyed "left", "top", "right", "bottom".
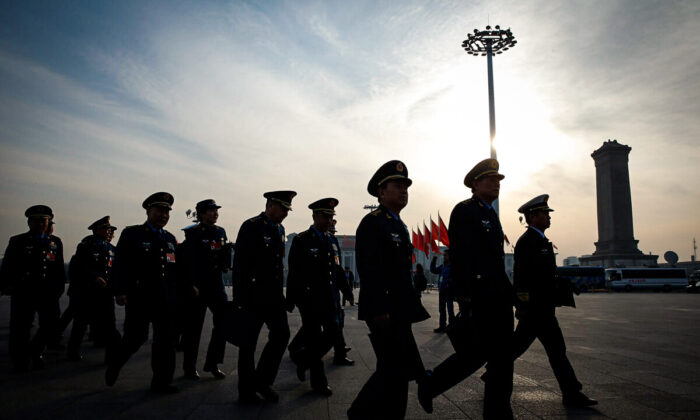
[
  {"left": 606, "top": 268, "right": 688, "bottom": 292},
  {"left": 556, "top": 266, "right": 605, "bottom": 293}
]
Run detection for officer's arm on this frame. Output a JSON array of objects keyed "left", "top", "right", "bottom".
[
  {"left": 335, "top": 264, "right": 353, "bottom": 298},
  {"left": 356, "top": 215, "right": 389, "bottom": 319},
  {"left": 76, "top": 242, "right": 100, "bottom": 287},
  {"left": 54, "top": 239, "right": 66, "bottom": 297},
  {"left": 231, "top": 221, "right": 255, "bottom": 298},
  {"left": 112, "top": 228, "right": 134, "bottom": 298},
  {"left": 285, "top": 236, "right": 303, "bottom": 311},
  {"left": 513, "top": 235, "right": 536, "bottom": 306},
  {"left": 0, "top": 237, "right": 18, "bottom": 294},
  {"left": 448, "top": 205, "right": 475, "bottom": 302},
  {"left": 429, "top": 256, "right": 440, "bottom": 274}
]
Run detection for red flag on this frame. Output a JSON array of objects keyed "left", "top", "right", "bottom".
[
  {"left": 417, "top": 228, "right": 424, "bottom": 252},
  {"left": 430, "top": 217, "right": 440, "bottom": 253},
  {"left": 423, "top": 222, "right": 430, "bottom": 257},
  {"left": 438, "top": 213, "right": 450, "bottom": 247},
  {"left": 504, "top": 234, "right": 511, "bottom": 247},
  {"left": 412, "top": 229, "right": 418, "bottom": 249}
]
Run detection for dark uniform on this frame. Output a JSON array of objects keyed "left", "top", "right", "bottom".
[
  {"left": 231, "top": 191, "right": 295, "bottom": 403},
  {"left": 66, "top": 216, "right": 120, "bottom": 361},
  {"left": 329, "top": 231, "right": 354, "bottom": 365},
  {"left": 419, "top": 159, "right": 515, "bottom": 419},
  {"left": 1, "top": 205, "right": 66, "bottom": 371},
  {"left": 105, "top": 192, "right": 178, "bottom": 391},
  {"left": 286, "top": 198, "right": 348, "bottom": 394},
  {"left": 181, "top": 199, "right": 230, "bottom": 379},
  {"left": 348, "top": 161, "right": 428, "bottom": 420},
  {"left": 512, "top": 195, "right": 596, "bottom": 407}
]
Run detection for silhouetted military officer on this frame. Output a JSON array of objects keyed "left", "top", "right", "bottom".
[
  {"left": 286, "top": 197, "right": 348, "bottom": 396},
  {"left": 66, "top": 216, "right": 120, "bottom": 362},
  {"left": 232, "top": 191, "right": 295, "bottom": 404},
  {"left": 181, "top": 199, "right": 230, "bottom": 380},
  {"left": 1, "top": 205, "right": 66, "bottom": 372},
  {"left": 105, "top": 192, "right": 179, "bottom": 393},
  {"left": 511, "top": 195, "right": 597, "bottom": 407},
  {"left": 418, "top": 159, "right": 515, "bottom": 419},
  {"left": 347, "top": 160, "right": 429, "bottom": 420}
]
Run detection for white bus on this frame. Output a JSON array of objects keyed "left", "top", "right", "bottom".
[{"left": 606, "top": 268, "right": 688, "bottom": 292}]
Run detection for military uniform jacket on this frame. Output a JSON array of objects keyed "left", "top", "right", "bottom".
[
  {"left": 513, "top": 227, "right": 557, "bottom": 309},
  {"left": 356, "top": 205, "right": 424, "bottom": 322},
  {"left": 184, "top": 224, "right": 228, "bottom": 301},
  {"left": 286, "top": 227, "right": 344, "bottom": 315},
  {"left": 448, "top": 196, "right": 514, "bottom": 305},
  {"left": 68, "top": 234, "right": 116, "bottom": 298},
  {"left": 112, "top": 223, "right": 178, "bottom": 305},
  {"left": 231, "top": 212, "right": 286, "bottom": 310},
  {"left": 0, "top": 232, "right": 66, "bottom": 297}
]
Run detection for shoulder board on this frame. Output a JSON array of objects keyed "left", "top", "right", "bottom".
[
  {"left": 461, "top": 197, "right": 475, "bottom": 205},
  {"left": 297, "top": 230, "right": 312, "bottom": 238},
  {"left": 370, "top": 209, "right": 382, "bottom": 216},
  {"left": 49, "top": 235, "right": 62, "bottom": 243},
  {"left": 80, "top": 235, "right": 94, "bottom": 245},
  {"left": 247, "top": 215, "right": 262, "bottom": 223}
]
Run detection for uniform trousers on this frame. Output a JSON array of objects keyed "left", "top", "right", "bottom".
[
  {"left": 348, "top": 320, "right": 423, "bottom": 420},
  {"left": 237, "top": 306, "right": 290, "bottom": 396},
  {"left": 289, "top": 308, "right": 338, "bottom": 388},
  {"left": 9, "top": 293, "right": 60, "bottom": 368},
  {"left": 428, "top": 301, "right": 514, "bottom": 419},
  {"left": 512, "top": 307, "right": 581, "bottom": 395},
  {"left": 67, "top": 294, "right": 120, "bottom": 358},
  {"left": 107, "top": 298, "right": 176, "bottom": 387},
  {"left": 182, "top": 295, "right": 227, "bottom": 372},
  {"left": 438, "top": 287, "right": 455, "bottom": 328}
]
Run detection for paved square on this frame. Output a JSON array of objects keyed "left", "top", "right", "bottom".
[{"left": 1, "top": 290, "right": 699, "bottom": 419}]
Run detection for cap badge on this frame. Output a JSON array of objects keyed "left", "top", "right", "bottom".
[{"left": 396, "top": 162, "right": 404, "bottom": 172}]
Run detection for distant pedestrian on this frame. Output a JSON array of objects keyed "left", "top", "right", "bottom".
[
  {"left": 413, "top": 264, "right": 428, "bottom": 297},
  {"left": 430, "top": 253, "right": 455, "bottom": 332}
]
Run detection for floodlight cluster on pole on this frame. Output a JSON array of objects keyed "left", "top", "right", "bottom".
[{"left": 461, "top": 25, "right": 516, "bottom": 215}]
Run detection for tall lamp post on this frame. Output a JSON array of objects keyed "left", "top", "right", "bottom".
[{"left": 462, "top": 25, "right": 516, "bottom": 215}]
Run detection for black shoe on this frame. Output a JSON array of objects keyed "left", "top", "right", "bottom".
[
  {"left": 563, "top": 391, "right": 598, "bottom": 407},
  {"left": 344, "top": 346, "right": 352, "bottom": 353},
  {"left": 256, "top": 385, "right": 279, "bottom": 402},
  {"left": 183, "top": 370, "right": 200, "bottom": 380},
  {"left": 312, "top": 385, "right": 333, "bottom": 396},
  {"left": 433, "top": 327, "right": 445, "bottom": 333},
  {"left": 105, "top": 364, "right": 120, "bottom": 386},
  {"left": 333, "top": 356, "right": 354, "bottom": 366},
  {"left": 239, "top": 393, "right": 263, "bottom": 405},
  {"left": 203, "top": 364, "right": 226, "bottom": 379},
  {"left": 150, "top": 384, "right": 180, "bottom": 394},
  {"left": 417, "top": 370, "right": 434, "bottom": 414}
]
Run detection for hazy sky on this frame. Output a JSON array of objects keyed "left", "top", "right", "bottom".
[{"left": 1, "top": 1, "right": 698, "bottom": 263}]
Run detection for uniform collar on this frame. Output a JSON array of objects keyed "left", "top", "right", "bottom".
[{"left": 529, "top": 226, "right": 546, "bottom": 239}]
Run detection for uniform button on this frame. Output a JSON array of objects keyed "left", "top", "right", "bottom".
[
  {"left": 160, "top": 248, "right": 163, "bottom": 251},
  {"left": 26, "top": 272, "right": 30, "bottom": 275},
  {"left": 42, "top": 251, "right": 46, "bottom": 254},
  {"left": 306, "top": 287, "right": 310, "bottom": 290},
  {"left": 161, "top": 273, "right": 165, "bottom": 277},
  {"left": 161, "top": 256, "right": 165, "bottom": 260},
  {"left": 43, "top": 266, "right": 46, "bottom": 269},
  {"left": 385, "top": 290, "right": 389, "bottom": 295},
  {"left": 252, "top": 278, "right": 256, "bottom": 282},
  {"left": 161, "top": 264, "right": 165, "bottom": 268}
]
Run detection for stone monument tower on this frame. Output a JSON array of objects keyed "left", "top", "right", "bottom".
[{"left": 580, "top": 140, "right": 657, "bottom": 267}]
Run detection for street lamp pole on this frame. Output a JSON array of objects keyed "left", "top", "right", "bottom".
[{"left": 462, "top": 25, "right": 516, "bottom": 215}]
